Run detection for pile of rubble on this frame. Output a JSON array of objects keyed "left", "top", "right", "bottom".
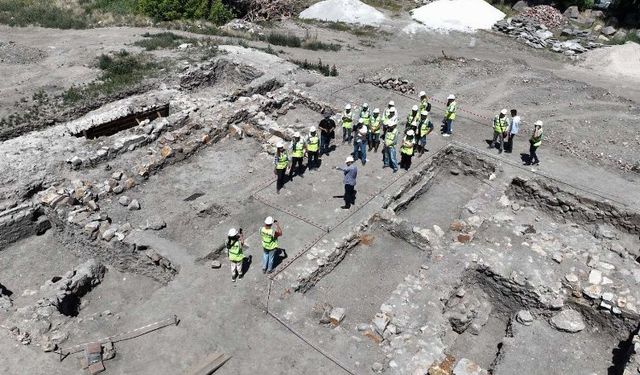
[
  {"left": 493, "top": 17, "right": 604, "bottom": 57},
  {"left": 245, "top": 0, "right": 295, "bottom": 22},
  {"left": 519, "top": 5, "right": 566, "bottom": 29},
  {"left": 358, "top": 76, "right": 416, "bottom": 95}
]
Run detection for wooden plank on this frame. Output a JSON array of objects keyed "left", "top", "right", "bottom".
[{"left": 182, "top": 352, "right": 231, "bottom": 375}]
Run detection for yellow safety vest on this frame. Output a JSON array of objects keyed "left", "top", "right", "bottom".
[
  {"left": 342, "top": 112, "right": 353, "bottom": 129},
  {"left": 419, "top": 118, "right": 431, "bottom": 136},
  {"left": 291, "top": 141, "right": 304, "bottom": 158},
  {"left": 360, "top": 110, "right": 371, "bottom": 125},
  {"left": 275, "top": 151, "right": 288, "bottom": 170},
  {"left": 493, "top": 116, "right": 508, "bottom": 133},
  {"left": 401, "top": 138, "right": 414, "bottom": 155},
  {"left": 261, "top": 227, "right": 278, "bottom": 251},
  {"left": 369, "top": 117, "right": 382, "bottom": 134},
  {"left": 307, "top": 136, "right": 319, "bottom": 152},
  {"left": 446, "top": 101, "right": 457, "bottom": 120},
  {"left": 531, "top": 130, "right": 543, "bottom": 147},
  {"left": 384, "top": 128, "right": 397, "bottom": 147},
  {"left": 419, "top": 98, "right": 430, "bottom": 113},
  {"left": 406, "top": 112, "right": 419, "bottom": 127},
  {"left": 228, "top": 240, "right": 243, "bottom": 262}
]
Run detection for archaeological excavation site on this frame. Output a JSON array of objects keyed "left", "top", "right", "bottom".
[{"left": 1, "top": 1, "right": 640, "bottom": 374}]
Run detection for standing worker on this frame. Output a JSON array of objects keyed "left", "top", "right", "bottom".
[
  {"left": 405, "top": 105, "right": 420, "bottom": 134},
  {"left": 383, "top": 104, "right": 398, "bottom": 125},
  {"left": 261, "top": 216, "right": 282, "bottom": 274},
  {"left": 400, "top": 130, "right": 416, "bottom": 171},
  {"left": 506, "top": 109, "right": 520, "bottom": 153},
  {"left": 527, "top": 121, "right": 543, "bottom": 166},
  {"left": 289, "top": 132, "right": 306, "bottom": 179},
  {"left": 491, "top": 109, "right": 508, "bottom": 153},
  {"left": 368, "top": 108, "right": 382, "bottom": 152},
  {"left": 307, "top": 126, "right": 320, "bottom": 170},
  {"left": 336, "top": 155, "right": 358, "bottom": 209},
  {"left": 359, "top": 103, "right": 371, "bottom": 129},
  {"left": 226, "top": 228, "right": 244, "bottom": 282},
  {"left": 274, "top": 142, "right": 288, "bottom": 194},
  {"left": 382, "top": 121, "right": 399, "bottom": 173},
  {"left": 384, "top": 101, "right": 396, "bottom": 119},
  {"left": 418, "top": 91, "right": 431, "bottom": 113},
  {"left": 442, "top": 94, "right": 457, "bottom": 137},
  {"left": 417, "top": 110, "right": 433, "bottom": 156},
  {"left": 341, "top": 104, "right": 354, "bottom": 143},
  {"left": 353, "top": 123, "right": 368, "bottom": 165},
  {"left": 318, "top": 111, "right": 336, "bottom": 156}
]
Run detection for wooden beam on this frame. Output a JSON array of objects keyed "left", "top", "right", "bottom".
[{"left": 182, "top": 352, "right": 231, "bottom": 375}]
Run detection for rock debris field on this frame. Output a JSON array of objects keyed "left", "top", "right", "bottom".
[{"left": 1, "top": 11, "right": 640, "bottom": 375}]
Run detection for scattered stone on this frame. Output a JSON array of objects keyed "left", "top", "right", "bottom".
[
  {"left": 372, "top": 362, "right": 384, "bottom": 373},
  {"left": 118, "top": 196, "right": 131, "bottom": 206},
  {"left": 144, "top": 217, "right": 166, "bottom": 230},
  {"left": 356, "top": 323, "right": 370, "bottom": 332},
  {"left": 550, "top": 309, "right": 585, "bottom": 333},
  {"left": 372, "top": 313, "right": 390, "bottom": 334},
  {"left": 565, "top": 273, "right": 579, "bottom": 283},
  {"left": 111, "top": 171, "right": 123, "bottom": 180},
  {"left": 583, "top": 284, "right": 602, "bottom": 299},
  {"left": 588, "top": 269, "right": 602, "bottom": 285},
  {"left": 128, "top": 199, "right": 141, "bottom": 211},
  {"left": 433, "top": 225, "right": 445, "bottom": 238},
  {"left": 601, "top": 26, "right": 616, "bottom": 36},
  {"left": 602, "top": 292, "right": 614, "bottom": 302},
  {"left": 516, "top": 310, "right": 534, "bottom": 326},
  {"left": 211, "top": 260, "right": 222, "bottom": 269},
  {"left": 552, "top": 253, "right": 563, "bottom": 263},
  {"left": 113, "top": 185, "right": 124, "bottom": 194},
  {"left": 102, "top": 227, "right": 117, "bottom": 241},
  {"left": 329, "top": 307, "right": 346, "bottom": 326},
  {"left": 450, "top": 169, "right": 461, "bottom": 176},
  {"left": 453, "top": 358, "right": 488, "bottom": 375}
]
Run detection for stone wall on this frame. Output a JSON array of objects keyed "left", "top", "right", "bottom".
[{"left": 0, "top": 203, "right": 49, "bottom": 249}]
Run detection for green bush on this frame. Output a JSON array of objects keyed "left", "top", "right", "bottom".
[
  {"left": 134, "top": 31, "right": 197, "bottom": 50},
  {"left": 0, "top": 0, "right": 88, "bottom": 29},
  {"left": 263, "top": 32, "right": 302, "bottom": 48},
  {"left": 80, "top": 0, "right": 138, "bottom": 15},
  {"left": 290, "top": 58, "right": 338, "bottom": 77},
  {"left": 137, "top": 0, "right": 235, "bottom": 25}
]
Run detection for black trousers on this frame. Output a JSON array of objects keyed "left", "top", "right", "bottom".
[
  {"left": 344, "top": 184, "right": 355, "bottom": 208},
  {"left": 308, "top": 151, "right": 319, "bottom": 169},
  {"left": 290, "top": 157, "right": 304, "bottom": 177},
  {"left": 400, "top": 153, "right": 412, "bottom": 170},
  {"left": 507, "top": 134, "right": 515, "bottom": 153},
  {"left": 276, "top": 168, "right": 287, "bottom": 191},
  {"left": 529, "top": 144, "right": 539, "bottom": 164}
]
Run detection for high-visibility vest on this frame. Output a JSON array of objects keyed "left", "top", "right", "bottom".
[
  {"left": 360, "top": 110, "right": 371, "bottom": 125},
  {"left": 228, "top": 240, "right": 244, "bottom": 262},
  {"left": 493, "top": 116, "right": 508, "bottom": 133},
  {"left": 342, "top": 112, "right": 353, "bottom": 129},
  {"left": 419, "top": 98, "right": 430, "bottom": 113},
  {"left": 291, "top": 141, "right": 305, "bottom": 158},
  {"left": 401, "top": 137, "right": 415, "bottom": 155},
  {"left": 419, "top": 118, "right": 431, "bottom": 136},
  {"left": 369, "top": 117, "right": 382, "bottom": 134},
  {"left": 446, "top": 101, "right": 457, "bottom": 120},
  {"left": 275, "top": 151, "right": 288, "bottom": 170},
  {"left": 406, "top": 112, "right": 419, "bottom": 127},
  {"left": 261, "top": 227, "right": 278, "bottom": 250},
  {"left": 385, "top": 128, "right": 397, "bottom": 147},
  {"left": 307, "top": 135, "right": 319, "bottom": 152},
  {"left": 531, "top": 130, "right": 543, "bottom": 147}
]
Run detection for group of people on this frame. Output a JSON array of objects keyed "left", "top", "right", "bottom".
[{"left": 490, "top": 108, "right": 543, "bottom": 165}]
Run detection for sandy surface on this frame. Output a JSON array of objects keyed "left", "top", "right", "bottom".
[{"left": 579, "top": 41, "right": 640, "bottom": 81}]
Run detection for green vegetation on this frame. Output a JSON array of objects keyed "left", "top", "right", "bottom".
[
  {"left": 134, "top": 32, "right": 198, "bottom": 50},
  {"left": 609, "top": 30, "right": 640, "bottom": 45},
  {"left": 80, "top": 0, "right": 138, "bottom": 16},
  {"left": 260, "top": 31, "right": 342, "bottom": 51},
  {"left": 0, "top": 0, "right": 88, "bottom": 29},
  {"left": 63, "top": 50, "right": 161, "bottom": 104},
  {"left": 290, "top": 58, "right": 338, "bottom": 77},
  {"left": 137, "top": 0, "right": 235, "bottom": 25}
]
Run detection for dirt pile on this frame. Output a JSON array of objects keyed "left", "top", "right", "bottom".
[{"left": 579, "top": 42, "right": 640, "bottom": 81}]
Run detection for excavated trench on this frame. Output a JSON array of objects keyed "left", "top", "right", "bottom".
[{"left": 77, "top": 103, "right": 170, "bottom": 139}]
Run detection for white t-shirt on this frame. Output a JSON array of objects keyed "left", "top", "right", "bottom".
[{"left": 510, "top": 116, "right": 521, "bottom": 135}]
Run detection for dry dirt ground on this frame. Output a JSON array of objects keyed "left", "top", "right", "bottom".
[{"left": 1, "top": 8, "right": 640, "bottom": 375}]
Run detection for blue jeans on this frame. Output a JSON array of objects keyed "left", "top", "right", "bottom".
[
  {"left": 419, "top": 136, "right": 427, "bottom": 146},
  {"left": 444, "top": 119, "right": 453, "bottom": 134},
  {"left": 384, "top": 146, "right": 398, "bottom": 170},
  {"left": 263, "top": 249, "right": 276, "bottom": 272},
  {"left": 353, "top": 141, "right": 367, "bottom": 164},
  {"left": 342, "top": 128, "right": 352, "bottom": 143},
  {"left": 320, "top": 133, "right": 331, "bottom": 154}
]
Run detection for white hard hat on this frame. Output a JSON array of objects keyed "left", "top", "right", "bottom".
[
  {"left": 389, "top": 107, "right": 396, "bottom": 113},
  {"left": 500, "top": 109, "right": 507, "bottom": 115},
  {"left": 421, "top": 110, "right": 429, "bottom": 116},
  {"left": 407, "top": 130, "right": 415, "bottom": 136},
  {"left": 388, "top": 100, "right": 395, "bottom": 107},
  {"left": 265, "top": 216, "right": 274, "bottom": 225},
  {"left": 419, "top": 91, "right": 426, "bottom": 97},
  {"left": 447, "top": 94, "right": 456, "bottom": 100},
  {"left": 358, "top": 118, "right": 364, "bottom": 123},
  {"left": 359, "top": 127, "right": 367, "bottom": 134},
  {"left": 412, "top": 105, "right": 418, "bottom": 111},
  {"left": 346, "top": 156, "right": 354, "bottom": 163},
  {"left": 310, "top": 126, "right": 316, "bottom": 132},
  {"left": 276, "top": 142, "right": 284, "bottom": 148},
  {"left": 373, "top": 108, "right": 380, "bottom": 114},
  {"left": 228, "top": 228, "right": 238, "bottom": 237},
  {"left": 363, "top": 103, "right": 369, "bottom": 108},
  {"left": 535, "top": 120, "right": 543, "bottom": 127},
  {"left": 293, "top": 131, "right": 300, "bottom": 138},
  {"left": 345, "top": 104, "right": 351, "bottom": 110}
]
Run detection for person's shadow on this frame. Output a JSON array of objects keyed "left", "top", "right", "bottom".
[
  {"left": 272, "top": 248, "right": 288, "bottom": 269},
  {"left": 240, "top": 255, "right": 253, "bottom": 276},
  {"left": 520, "top": 153, "right": 531, "bottom": 165}
]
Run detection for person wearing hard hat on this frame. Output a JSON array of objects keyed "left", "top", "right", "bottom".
[
  {"left": 527, "top": 121, "right": 543, "bottom": 166},
  {"left": 359, "top": 103, "right": 371, "bottom": 129},
  {"left": 368, "top": 108, "right": 383, "bottom": 153},
  {"left": 335, "top": 155, "right": 358, "bottom": 209},
  {"left": 418, "top": 91, "right": 431, "bottom": 113},
  {"left": 353, "top": 121, "right": 368, "bottom": 165},
  {"left": 274, "top": 142, "right": 289, "bottom": 194},
  {"left": 442, "top": 94, "right": 457, "bottom": 137},
  {"left": 383, "top": 102, "right": 398, "bottom": 125},
  {"left": 405, "top": 105, "right": 420, "bottom": 135},
  {"left": 400, "top": 130, "right": 416, "bottom": 171},
  {"left": 491, "top": 109, "right": 509, "bottom": 153},
  {"left": 382, "top": 120, "right": 399, "bottom": 173},
  {"left": 289, "top": 131, "right": 306, "bottom": 179},
  {"left": 417, "top": 110, "right": 433, "bottom": 156},
  {"left": 384, "top": 100, "right": 396, "bottom": 118},
  {"left": 261, "top": 216, "right": 283, "bottom": 274},
  {"left": 226, "top": 228, "right": 245, "bottom": 282},
  {"left": 318, "top": 111, "right": 336, "bottom": 155},
  {"left": 506, "top": 109, "right": 520, "bottom": 153},
  {"left": 341, "top": 104, "right": 354, "bottom": 144},
  {"left": 306, "top": 126, "right": 320, "bottom": 170}
]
